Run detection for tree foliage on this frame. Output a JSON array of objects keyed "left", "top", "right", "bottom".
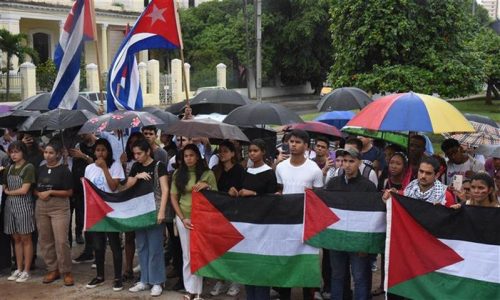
[
  {"left": 36, "top": 59, "right": 56, "bottom": 92},
  {"left": 0, "top": 29, "right": 38, "bottom": 100},
  {"left": 179, "top": 0, "right": 332, "bottom": 91},
  {"left": 328, "top": 0, "right": 487, "bottom": 98},
  {"left": 471, "top": 27, "right": 500, "bottom": 103}
]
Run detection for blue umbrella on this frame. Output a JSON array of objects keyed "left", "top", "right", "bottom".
[{"left": 315, "top": 111, "right": 355, "bottom": 128}]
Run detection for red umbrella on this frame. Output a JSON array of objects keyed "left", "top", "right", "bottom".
[{"left": 285, "top": 121, "right": 342, "bottom": 139}]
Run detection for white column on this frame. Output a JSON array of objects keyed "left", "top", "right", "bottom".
[
  {"left": 216, "top": 63, "right": 227, "bottom": 89},
  {"left": 86, "top": 63, "right": 99, "bottom": 92},
  {"left": 138, "top": 62, "right": 147, "bottom": 93},
  {"left": 100, "top": 23, "right": 108, "bottom": 72},
  {"left": 171, "top": 59, "right": 183, "bottom": 103},
  {"left": 183, "top": 63, "right": 191, "bottom": 94},
  {"left": 0, "top": 15, "right": 21, "bottom": 71},
  {"left": 19, "top": 62, "right": 36, "bottom": 100},
  {"left": 139, "top": 50, "right": 148, "bottom": 63},
  {"left": 146, "top": 59, "right": 160, "bottom": 105}
]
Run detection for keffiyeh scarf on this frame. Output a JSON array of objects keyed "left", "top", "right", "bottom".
[{"left": 404, "top": 179, "right": 446, "bottom": 205}]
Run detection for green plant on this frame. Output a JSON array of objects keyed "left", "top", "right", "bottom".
[{"left": 36, "top": 59, "right": 57, "bottom": 91}]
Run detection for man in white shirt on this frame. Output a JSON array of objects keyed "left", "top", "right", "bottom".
[{"left": 441, "top": 138, "right": 484, "bottom": 184}]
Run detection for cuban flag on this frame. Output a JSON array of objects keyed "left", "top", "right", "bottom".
[
  {"left": 107, "top": 0, "right": 182, "bottom": 112},
  {"left": 50, "top": 0, "right": 96, "bottom": 110}
]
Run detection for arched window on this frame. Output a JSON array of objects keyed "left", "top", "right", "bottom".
[{"left": 32, "top": 32, "right": 50, "bottom": 63}]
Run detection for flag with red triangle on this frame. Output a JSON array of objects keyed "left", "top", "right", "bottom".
[
  {"left": 304, "top": 189, "right": 386, "bottom": 253},
  {"left": 386, "top": 193, "right": 500, "bottom": 299},
  {"left": 83, "top": 178, "right": 157, "bottom": 232},
  {"left": 190, "top": 191, "right": 321, "bottom": 288}
]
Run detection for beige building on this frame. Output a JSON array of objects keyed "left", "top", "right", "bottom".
[
  {"left": 0, "top": 0, "right": 146, "bottom": 73},
  {"left": 479, "top": 0, "right": 500, "bottom": 19}
]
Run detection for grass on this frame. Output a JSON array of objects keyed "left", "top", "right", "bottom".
[{"left": 301, "top": 98, "right": 499, "bottom": 155}]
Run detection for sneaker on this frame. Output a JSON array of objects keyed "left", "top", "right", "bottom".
[
  {"left": 113, "top": 279, "right": 123, "bottom": 291},
  {"left": 151, "top": 284, "right": 162, "bottom": 297},
  {"left": 7, "top": 270, "right": 22, "bottom": 281},
  {"left": 86, "top": 277, "right": 104, "bottom": 288},
  {"left": 371, "top": 261, "right": 378, "bottom": 272},
  {"left": 15, "top": 271, "right": 30, "bottom": 283},
  {"left": 72, "top": 253, "right": 94, "bottom": 264},
  {"left": 210, "top": 281, "right": 225, "bottom": 296},
  {"left": 91, "top": 263, "right": 96, "bottom": 269},
  {"left": 321, "top": 291, "right": 331, "bottom": 299},
  {"left": 122, "top": 270, "right": 134, "bottom": 282},
  {"left": 132, "top": 265, "right": 141, "bottom": 273},
  {"left": 226, "top": 283, "right": 240, "bottom": 296},
  {"left": 314, "top": 291, "right": 323, "bottom": 300},
  {"left": 129, "top": 282, "right": 149, "bottom": 292},
  {"left": 270, "top": 288, "right": 280, "bottom": 299}
]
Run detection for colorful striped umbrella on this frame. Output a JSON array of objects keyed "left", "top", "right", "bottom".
[{"left": 346, "top": 92, "right": 475, "bottom": 134}]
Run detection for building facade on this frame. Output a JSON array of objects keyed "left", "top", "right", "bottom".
[{"left": 479, "top": 0, "right": 500, "bottom": 20}]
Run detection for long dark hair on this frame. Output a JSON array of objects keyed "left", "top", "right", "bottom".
[
  {"left": 95, "top": 138, "right": 114, "bottom": 168},
  {"left": 174, "top": 144, "right": 208, "bottom": 194},
  {"left": 213, "top": 140, "right": 237, "bottom": 181},
  {"left": 126, "top": 132, "right": 145, "bottom": 161}
]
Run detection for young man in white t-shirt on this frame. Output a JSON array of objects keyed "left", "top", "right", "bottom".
[
  {"left": 275, "top": 129, "right": 323, "bottom": 300},
  {"left": 276, "top": 129, "right": 324, "bottom": 194},
  {"left": 441, "top": 138, "right": 484, "bottom": 184}
]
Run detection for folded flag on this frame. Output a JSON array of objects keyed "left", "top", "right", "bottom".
[
  {"left": 304, "top": 189, "right": 386, "bottom": 253},
  {"left": 191, "top": 191, "right": 321, "bottom": 288},
  {"left": 50, "top": 0, "right": 96, "bottom": 110},
  {"left": 83, "top": 178, "right": 156, "bottom": 232},
  {"left": 107, "top": 0, "right": 182, "bottom": 112},
  {"left": 386, "top": 194, "right": 500, "bottom": 299}
]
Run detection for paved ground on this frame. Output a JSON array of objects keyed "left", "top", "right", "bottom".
[{"left": 0, "top": 240, "right": 384, "bottom": 300}]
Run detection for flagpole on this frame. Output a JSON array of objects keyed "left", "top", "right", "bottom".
[
  {"left": 179, "top": 49, "right": 190, "bottom": 107},
  {"left": 90, "top": 0, "right": 105, "bottom": 112}
]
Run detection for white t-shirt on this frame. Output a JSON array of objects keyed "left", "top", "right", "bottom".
[
  {"left": 276, "top": 158, "right": 324, "bottom": 194},
  {"left": 446, "top": 155, "right": 484, "bottom": 184},
  {"left": 84, "top": 161, "right": 125, "bottom": 193}
]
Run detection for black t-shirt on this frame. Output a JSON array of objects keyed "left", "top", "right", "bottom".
[
  {"left": 129, "top": 160, "right": 168, "bottom": 192},
  {"left": 242, "top": 167, "right": 278, "bottom": 195},
  {"left": 72, "top": 143, "right": 96, "bottom": 192},
  {"left": 37, "top": 164, "right": 73, "bottom": 192},
  {"left": 216, "top": 164, "right": 245, "bottom": 192}
]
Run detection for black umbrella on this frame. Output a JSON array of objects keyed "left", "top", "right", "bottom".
[
  {"left": 79, "top": 110, "right": 164, "bottom": 134},
  {"left": 224, "top": 103, "right": 303, "bottom": 126},
  {"left": 13, "top": 93, "right": 99, "bottom": 114},
  {"left": 18, "top": 109, "right": 96, "bottom": 131},
  {"left": 163, "top": 118, "right": 249, "bottom": 142},
  {"left": 0, "top": 110, "right": 41, "bottom": 128},
  {"left": 190, "top": 90, "right": 251, "bottom": 114},
  {"left": 317, "top": 87, "right": 372, "bottom": 111},
  {"left": 141, "top": 107, "right": 180, "bottom": 130},
  {"left": 165, "top": 100, "right": 187, "bottom": 115},
  {"left": 463, "top": 113, "right": 498, "bottom": 128}
]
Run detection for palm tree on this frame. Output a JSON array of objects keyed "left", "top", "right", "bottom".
[{"left": 0, "top": 29, "right": 38, "bottom": 100}]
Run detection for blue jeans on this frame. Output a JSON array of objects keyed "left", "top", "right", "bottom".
[
  {"left": 330, "top": 250, "right": 371, "bottom": 300},
  {"left": 245, "top": 285, "right": 270, "bottom": 300},
  {"left": 136, "top": 224, "right": 166, "bottom": 285}
]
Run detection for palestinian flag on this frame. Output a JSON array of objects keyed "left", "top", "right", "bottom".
[
  {"left": 83, "top": 178, "right": 156, "bottom": 232},
  {"left": 304, "top": 189, "right": 385, "bottom": 253},
  {"left": 386, "top": 194, "right": 500, "bottom": 299},
  {"left": 190, "top": 191, "right": 321, "bottom": 288}
]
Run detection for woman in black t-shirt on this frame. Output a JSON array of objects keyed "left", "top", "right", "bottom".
[
  {"left": 124, "top": 139, "right": 169, "bottom": 297},
  {"left": 34, "top": 142, "right": 74, "bottom": 286}
]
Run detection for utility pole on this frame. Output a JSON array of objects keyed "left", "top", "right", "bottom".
[{"left": 255, "top": 0, "right": 262, "bottom": 102}]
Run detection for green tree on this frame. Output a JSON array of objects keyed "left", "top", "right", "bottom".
[
  {"left": 36, "top": 59, "right": 57, "bottom": 91},
  {"left": 0, "top": 29, "right": 38, "bottom": 100},
  {"left": 471, "top": 28, "right": 500, "bottom": 104},
  {"left": 328, "top": 0, "right": 486, "bottom": 98}
]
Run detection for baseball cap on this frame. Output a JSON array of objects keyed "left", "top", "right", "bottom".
[{"left": 339, "top": 148, "right": 362, "bottom": 160}]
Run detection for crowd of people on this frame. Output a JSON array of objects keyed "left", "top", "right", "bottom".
[{"left": 0, "top": 114, "right": 498, "bottom": 300}]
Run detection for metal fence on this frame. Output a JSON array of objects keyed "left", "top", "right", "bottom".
[{"left": 0, "top": 73, "right": 22, "bottom": 92}]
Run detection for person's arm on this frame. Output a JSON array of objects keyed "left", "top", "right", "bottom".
[
  {"left": 157, "top": 174, "right": 169, "bottom": 224},
  {"left": 5, "top": 183, "right": 31, "bottom": 196},
  {"left": 95, "top": 160, "right": 120, "bottom": 192},
  {"left": 36, "top": 189, "right": 73, "bottom": 201}
]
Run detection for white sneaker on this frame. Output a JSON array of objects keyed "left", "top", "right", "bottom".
[
  {"left": 129, "top": 282, "right": 149, "bottom": 293},
  {"left": 15, "top": 271, "right": 30, "bottom": 283},
  {"left": 210, "top": 281, "right": 225, "bottom": 296},
  {"left": 150, "top": 285, "right": 162, "bottom": 297},
  {"left": 226, "top": 283, "right": 240, "bottom": 296},
  {"left": 322, "top": 291, "right": 331, "bottom": 299},
  {"left": 314, "top": 291, "right": 323, "bottom": 300},
  {"left": 132, "top": 265, "right": 141, "bottom": 273},
  {"left": 7, "top": 270, "right": 22, "bottom": 281},
  {"left": 91, "top": 263, "right": 96, "bottom": 269}
]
